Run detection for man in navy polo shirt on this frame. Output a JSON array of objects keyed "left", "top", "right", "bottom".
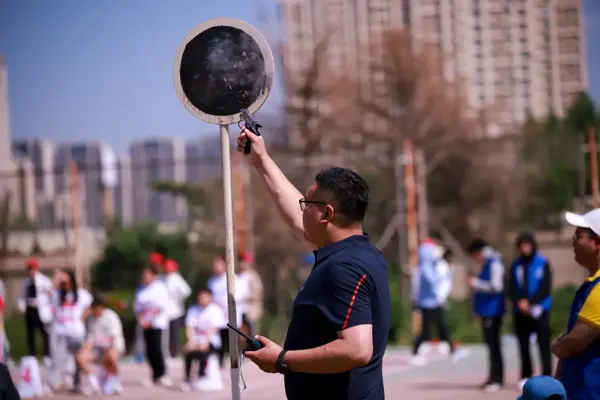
[{"left": 237, "top": 128, "right": 391, "bottom": 400}]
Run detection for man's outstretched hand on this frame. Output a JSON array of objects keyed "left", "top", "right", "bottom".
[
  {"left": 245, "top": 335, "right": 283, "bottom": 374},
  {"left": 237, "top": 127, "right": 267, "bottom": 165}
]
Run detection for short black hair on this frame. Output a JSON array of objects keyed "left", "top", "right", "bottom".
[
  {"left": 430, "top": 230, "right": 443, "bottom": 241},
  {"left": 584, "top": 228, "right": 598, "bottom": 240},
  {"left": 443, "top": 249, "right": 453, "bottom": 261},
  {"left": 91, "top": 293, "right": 106, "bottom": 308},
  {"left": 198, "top": 287, "right": 213, "bottom": 296},
  {"left": 467, "top": 238, "right": 487, "bottom": 254},
  {"left": 314, "top": 167, "right": 369, "bottom": 223}
]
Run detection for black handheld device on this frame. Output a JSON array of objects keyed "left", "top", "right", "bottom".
[
  {"left": 238, "top": 108, "right": 262, "bottom": 155},
  {"left": 227, "top": 323, "right": 264, "bottom": 351}
]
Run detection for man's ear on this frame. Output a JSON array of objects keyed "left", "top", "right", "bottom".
[{"left": 320, "top": 204, "right": 335, "bottom": 223}]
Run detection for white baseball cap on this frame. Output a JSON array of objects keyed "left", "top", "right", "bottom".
[{"left": 565, "top": 209, "right": 600, "bottom": 236}]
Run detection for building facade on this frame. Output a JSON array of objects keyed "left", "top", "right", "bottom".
[
  {"left": 54, "top": 142, "right": 118, "bottom": 228},
  {"left": 279, "top": 0, "right": 587, "bottom": 140},
  {"left": 129, "top": 138, "right": 186, "bottom": 224}
]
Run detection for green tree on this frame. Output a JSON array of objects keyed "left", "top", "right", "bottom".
[
  {"left": 566, "top": 91, "right": 597, "bottom": 133},
  {"left": 152, "top": 180, "right": 216, "bottom": 233},
  {"left": 518, "top": 91, "right": 598, "bottom": 228},
  {"left": 91, "top": 222, "right": 192, "bottom": 291}
]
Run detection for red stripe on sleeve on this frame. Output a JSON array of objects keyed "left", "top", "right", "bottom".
[{"left": 342, "top": 274, "right": 368, "bottom": 330}]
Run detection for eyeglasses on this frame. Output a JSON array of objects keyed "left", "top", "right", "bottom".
[{"left": 299, "top": 198, "right": 328, "bottom": 211}]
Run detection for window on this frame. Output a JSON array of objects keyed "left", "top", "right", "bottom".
[{"left": 556, "top": 8, "right": 578, "bottom": 27}]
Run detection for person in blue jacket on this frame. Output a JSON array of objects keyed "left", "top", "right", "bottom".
[
  {"left": 467, "top": 238, "right": 506, "bottom": 393},
  {"left": 510, "top": 232, "right": 553, "bottom": 391},
  {"left": 552, "top": 209, "right": 600, "bottom": 400},
  {"left": 411, "top": 233, "right": 462, "bottom": 365}
]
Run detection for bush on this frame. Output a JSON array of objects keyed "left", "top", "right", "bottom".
[{"left": 4, "top": 313, "right": 27, "bottom": 359}]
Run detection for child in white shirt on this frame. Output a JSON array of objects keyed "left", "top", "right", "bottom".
[
  {"left": 163, "top": 259, "right": 191, "bottom": 359},
  {"left": 48, "top": 270, "right": 92, "bottom": 391},
  {"left": 134, "top": 266, "right": 171, "bottom": 388},
  {"left": 207, "top": 256, "right": 243, "bottom": 368},
  {"left": 75, "top": 295, "right": 125, "bottom": 395},
  {"left": 180, "top": 288, "right": 225, "bottom": 392}
]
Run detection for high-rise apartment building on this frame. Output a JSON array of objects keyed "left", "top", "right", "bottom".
[
  {"left": 54, "top": 142, "right": 118, "bottom": 227},
  {"left": 279, "top": 0, "right": 587, "bottom": 138},
  {"left": 185, "top": 136, "right": 225, "bottom": 184},
  {"left": 0, "top": 53, "right": 29, "bottom": 220},
  {"left": 129, "top": 138, "right": 186, "bottom": 224},
  {"left": 0, "top": 54, "right": 12, "bottom": 172},
  {"left": 409, "top": 0, "right": 587, "bottom": 132},
  {"left": 12, "top": 139, "right": 55, "bottom": 227},
  {"left": 12, "top": 139, "right": 55, "bottom": 198},
  {"left": 115, "top": 155, "right": 134, "bottom": 225}
]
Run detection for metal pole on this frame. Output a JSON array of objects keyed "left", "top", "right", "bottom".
[
  {"left": 394, "top": 152, "right": 406, "bottom": 270},
  {"left": 220, "top": 124, "right": 241, "bottom": 400},
  {"left": 589, "top": 126, "right": 599, "bottom": 209},
  {"left": 403, "top": 140, "right": 420, "bottom": 337},
  {"left": 578, "top": 134, "right": 587, "bottom": 211},
  {"left": 403, "top": 140, "right": 418, "bottom": 269},
  {"left": 69, "top": 161, "right": 80, "bottom": 283},
  {"left": 415, "top": 149, "right": 428, "bottom": 240}
]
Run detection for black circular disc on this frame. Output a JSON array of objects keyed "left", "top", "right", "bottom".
[{"left": 179, "top": 26, "right": 267, "bottom": 117}]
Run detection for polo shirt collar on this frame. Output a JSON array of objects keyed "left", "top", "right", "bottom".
[{"left": 313, "top": 233, "right": 370, "bottom": 266}]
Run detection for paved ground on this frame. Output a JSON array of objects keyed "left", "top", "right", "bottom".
[{"left": 17, "top": 340, "right": 540, "bottom": 399}]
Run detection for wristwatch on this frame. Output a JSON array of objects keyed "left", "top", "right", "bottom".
[{"left": 275, "top": 350, "right": 289, "bottom": 375}]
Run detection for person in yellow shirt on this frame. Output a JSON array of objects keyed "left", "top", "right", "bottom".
[
  {"left": 552, "top": 210, "right": 600, "bottom": 400},
  {"left": 577, "top": 272, "right": 600, "bottom": 330}
]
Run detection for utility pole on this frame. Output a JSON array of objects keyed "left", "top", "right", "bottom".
[
  {"left": 589, "top": 125, "right": 599, "bottom": 208},
  {"left": 69, "top": 161, "right": 80, "bottom": 284},
  {"left": 415, "top": 149, "right": 428, "bottom": 239},
  {"left": 403, "top": 139, "right": 418, "bottom": 269},
  {"left": 394, "top": 150, "right": 406, "bottom": 271},
  {"left": 403, "top": 139, "right": 420, "bottom": 337},
  {"left": 578, "top": 133, "right": 587, "bottom": 211},
  {"left": 233, "top": 151, "right": 246, "bottom": 257}
]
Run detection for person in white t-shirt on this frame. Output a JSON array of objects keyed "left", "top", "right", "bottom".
[
  {"left": 207, "top": 256, "right": 242, "bottom": 368},
  {"left": 48, "top": 270, "right": 93, "bottom": 392},
  {"left": 134, "top": 266, "right": 172, "bottom": 388},
  {"left": 237, "top": 252, "right": 264, "bottom": 337},
  {"left": 180, "top": 288, "right": 225, "bottom": 392},
  {"left": 75, "top": 295, "right": 125, "bottom": 395},
  {"left": 163, "top": 259, "right": 192, "bottom": 360}
]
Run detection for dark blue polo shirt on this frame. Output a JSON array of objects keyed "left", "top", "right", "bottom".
[{"left": 283, "top": 234, "right": 390, "bottom": 400}]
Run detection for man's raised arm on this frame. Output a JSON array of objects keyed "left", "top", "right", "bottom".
[{"left": 237, "top": 128, "right": 312, "bottom": 247}]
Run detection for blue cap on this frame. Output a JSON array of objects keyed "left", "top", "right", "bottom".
[{"left": 518, "top": 376, "right": 566, "bottom": 400}]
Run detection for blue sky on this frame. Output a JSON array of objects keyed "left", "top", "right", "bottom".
[{"left": 1, "top": 0, "right": 599, "bottom": 153}]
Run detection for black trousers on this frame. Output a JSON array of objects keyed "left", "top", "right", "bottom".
[
  {"left": 514, "top": 312, "right": 552, "bottom": 378},
  {"left": 25, "top": 307, "right": 50, "bottom": 357},
  {"left": 0, "top": 362, "right": 20, "bottom": 400},
  {"left": 143, "top": 328, "right": 166, "bottom": 382},
  {"left": 217, "top": 328, "right": 229, "bottom": 367},
  {"left": 412, "top": 307, "right": 454, "bottom": 355},
  {"left": 168, "top": 316, "right": 184, "bottom": 358},
  {"left": 482, "top": 316, "right": 504, "bottom": 385},
  {"left": 184, "top": 345, "right": 216, "bottom": 382}
]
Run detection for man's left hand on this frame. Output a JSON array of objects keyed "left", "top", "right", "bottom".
[{"left": 245, "top": 335, "right": 282, "bottom": 374}]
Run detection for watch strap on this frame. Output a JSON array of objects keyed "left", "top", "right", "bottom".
[{"left": 275, "top": 350, "right": 289, "bottom": 374}]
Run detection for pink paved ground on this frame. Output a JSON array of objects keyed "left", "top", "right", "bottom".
[{"left": 40, "top": 347, "right": 523, "bottom": 400}]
